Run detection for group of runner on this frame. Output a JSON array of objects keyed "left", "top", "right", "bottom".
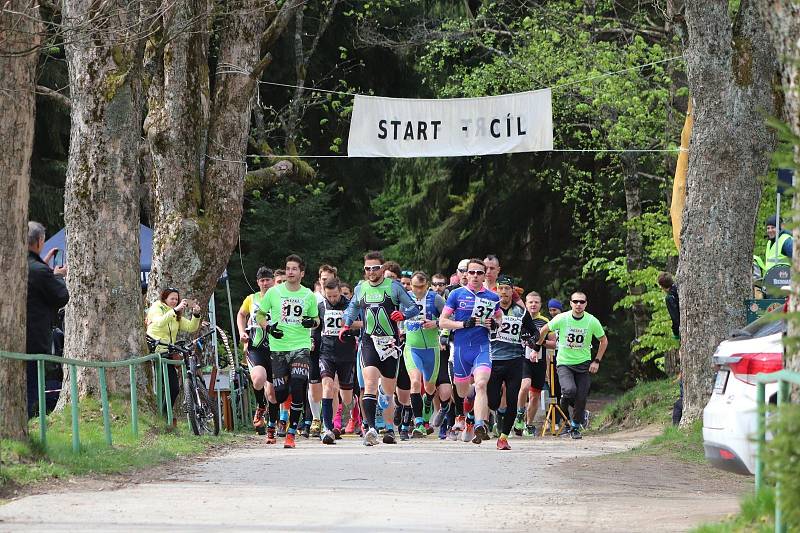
[{"left": 236, "top": 252, "right": 608, "bottom": 450}]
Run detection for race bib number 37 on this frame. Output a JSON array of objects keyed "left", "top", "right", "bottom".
[
  {"left": 281, "top": 297, "right": 305, "bottom": 324},
  {"left": 471, "top": 297, "right": 496, "bottom": 321}
]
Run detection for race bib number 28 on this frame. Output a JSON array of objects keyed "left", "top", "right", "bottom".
[{"left": 497, "top": 314, "right": 523, "bottom": 343}]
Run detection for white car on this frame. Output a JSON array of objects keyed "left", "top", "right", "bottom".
[{"left": 703, "top": 309, "right": 784, "bottom": 475}]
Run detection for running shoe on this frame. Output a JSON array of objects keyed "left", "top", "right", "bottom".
[
  {"left": 432, "top": 408, "right": 446, "bottom": 428},
  {"left": 496, "top": 436, "right": 512, "bottom": 450},
  {"left": 322, "top": 430, "right": 336, "bottom": 445},
  {"left": 452, "top": 415, "right": 466, "bottom": 432},
  {"left": 310, "top": 419, "right": 322, "bottom": 438},
  {"left": 422, "top": 397, "right": 434, "bottom": 423},
  {"left": 513, "top": 413, "right": 525, "bottom": 436},
  {"left": 523, "top": 425, "right": 537, "bottom": 437},
  {"left": 461, "top": 423, "right": 475, "bottom": 443},
  {"left": 383, "top": 429, "right": 397, "bottom": 444},
  {"left": 424, "top": 422, "right": 434, "bottom": 435},
  {"left": 472, "top": 424, "right": 488, "bottom": 444},
  {"left": 439, "top": 423, "right": 448, "bottom": 440},
  {"left": 558, "top": 424, "right": 572, "bottom": 437},
  {"left": 571, "top": 426, "right": 582, "bottom": 440},
  {"left": 253, "top": 406, "right": 267, "bottom": 435},
  {"left": 492, "top": 422, "right": 501, "bottom": 438},
  {"left": 277, "top": 420, "right": 287, "bottom": 438},
  {"left": 300, "top": 423, "right": 311, "bottom": 439},
  {"left": 582, "top": 410, "right": 591, "bottom": 430},
  {"left": 344, "top": 418, "right": 356, "bottom": 435},
  {"left": 332, "top": 427, "right": 342, "bottom": 439},
  {"left": 265, "top": 426, "right": 277, "bottom": 445},
  {"left": 399, "top": 427, "right": 410, "bottom": 441},
  {"left": 363, "top": 427, "right": 379, "bottom": 446},
  {"left": 284, "top": 433, "right": 296, "bottom": 449},
  {"left": 412, "top": 424, "right": 427, "bottom": 438},
  {"left": 447, "top": 427, "right": 459, "bottom": 440}
]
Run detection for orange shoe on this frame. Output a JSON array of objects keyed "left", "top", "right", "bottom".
[
  {"left": 496, "top": 436, "right": 512, "bottom": 450},
  {"left": 265, "top": 426, "right": 276, "bottom": 444},
  {"left": 284, "top": 432, "right": 296, "bottom": 449},
  {"left": 253, "top": 406, "right": 266, "bottom": 435},
  {"left": 345, "top": 418, "right": 356, "bottom": 434}
]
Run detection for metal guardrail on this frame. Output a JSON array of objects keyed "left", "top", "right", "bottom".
[
  {"left": 755, "top": 369, "right": 800, "bottom": 533},
  {"left": 0, "top": 350, "right": 194, "bottom": 452}
]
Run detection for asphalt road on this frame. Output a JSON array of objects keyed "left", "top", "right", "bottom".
[{"left": 0, "top": 429, "right": 745, "bottom": 532}]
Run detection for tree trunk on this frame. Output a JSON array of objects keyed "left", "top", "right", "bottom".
[
  {"left": 677, "top": 0, "right": 776, "bottom": 424},
  {"left": 145, "top": 0, "right": 300, "bottom": 307},
  {"left": 0, "top": 0, "right": 40, "bottom": 439},
  {"left": 58, "top": 0, "right": 148, "bottom": 403},
  {"left": 754, "top": 1, "right": 800, "bottom": 378},
  {"left": 621, "top": 155, "right": 651, "bottom": 382}
]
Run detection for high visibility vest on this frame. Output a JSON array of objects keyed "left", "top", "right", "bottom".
[
  {"left": 753, "top": 255, "right": 766, "bottom": 279},
  {"left": 765, "top": 233, "right": 792, "bottom": 268}
]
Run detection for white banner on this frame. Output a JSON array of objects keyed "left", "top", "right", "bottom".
[{"left": 347, "top": 89, "right": 552, "bottom": 158}]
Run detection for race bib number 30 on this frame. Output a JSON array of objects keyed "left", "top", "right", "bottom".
[
  {"left": 564, "top": 327, "right": 588, "bottom": 349},
  {"left": 280, "top": 297, "right": 305, "bottom": 324},
  {"left": 322, "top": 310, "right": 344, "bottom": 336},
  {"left": 497, "top": 314, "right": 523, "bottom": 343}
]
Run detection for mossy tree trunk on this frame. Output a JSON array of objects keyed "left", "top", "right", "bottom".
[
  {"left": 144, "top": 0, "right": 302, "bottom": 307},
  {"left": 0, "top": 0, "right": 40, "bottom": 440},
  {"left": 677, "top": 0, "right": 776, "bottom": 424},
  {"left": 754, "top": 0, "right": 800, "bottom": 380},
  {"left": 58, "top": 0, "right": 150, "bottom": 404}
]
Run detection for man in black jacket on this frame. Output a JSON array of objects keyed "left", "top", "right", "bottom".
[
  {"left": 658, "top": 271, "right": 682, "bottom": 425},
  {"left": 26, "top": 221, "right": 69, "bottom": 416}
]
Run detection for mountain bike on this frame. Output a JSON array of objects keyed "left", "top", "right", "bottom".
[{"left": 147, "top": 332, "right": 220, "bottom": 436}]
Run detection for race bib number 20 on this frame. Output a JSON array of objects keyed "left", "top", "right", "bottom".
[{"left": 322, "top": 310, "right": 344, "bottom": 336}]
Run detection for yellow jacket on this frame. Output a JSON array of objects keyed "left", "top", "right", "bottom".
[{"left": 146, "top": 301, "right": 200, "bottom": 352}]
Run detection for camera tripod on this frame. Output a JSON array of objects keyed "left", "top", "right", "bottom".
[{"left": 540, "top": 350, "right": 569, "bottom": 437}]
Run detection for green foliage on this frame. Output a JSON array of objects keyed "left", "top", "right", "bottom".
[
  {"left": 693, "top": 489, "right": 774, "bottom": 533},
  {"left": 593, "top": 378, "right": 679, "bottom": 430},
  {"left": 763, "top": 403, "right": 800, "bottom": 531}
]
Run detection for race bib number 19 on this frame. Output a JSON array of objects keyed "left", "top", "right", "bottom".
[{"left": 281, "top": 297, "right": 304, "bottom": 325}]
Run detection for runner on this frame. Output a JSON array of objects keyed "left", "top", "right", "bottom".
[
  {"left": 489, "top": 275, "right": 539, "bottom": 450},
  {"left": 236, "top": 267, "right": 277, "bottom": 441},
  {"left": 306, "top": 264, "right": 339, "bottom": 439},
  {"left": 314, "top": 278, "right": 360, "bottom": 444},
  {"left": 400, "top": 270, "right": 413, "bottom": 292},
  {"left": 340, "top": 282, "right": 353, "bottom": 300},
  {"left": 439, "top": 258, "right": 501, "bottom": 444},
  {"left": 534, "top": 291, "right": 608, "bottom": 439},
  {"left": 484, "top": 254, "right": 522, "bottom": 306},
  {"left": 262, "top": 254, "right": 320, "bottom": 448},
  {"left": 340, "top": 251, "right": 419, "bottom": 446},
  {"left": 403, "top": 271, "right": 448, "bottom": 438},
  {"left": 431, "top": 273, "right": 448, "bottom": 296},
  {"left": 514, "top": 291, "right": 556, "bottom": 436},
  {"left": 274, "top": 269, "right": 286, "bottom": 285}
]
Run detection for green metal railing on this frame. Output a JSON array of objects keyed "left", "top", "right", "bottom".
[
  {"left": 0, "top": 350, "right": 242, "bottom": 452},
  {"left": 755, "top": 369, "right": 800, "bottom": 533}
]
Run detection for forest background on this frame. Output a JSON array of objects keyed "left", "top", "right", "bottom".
[{"left": 25, "top": 0, "right": 786, "bottom": 391}]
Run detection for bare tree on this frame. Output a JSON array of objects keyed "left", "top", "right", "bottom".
[
  {"left": 677, "top": 0, "right": 776, "bottom": 424},
  {"left": 57, "top": 0, "right": 151, "bottom": 402},
  {"left": 144, "top": 0, "right": 303, "bottom": 307},
  {"left": 0, "top": 0, "right": 40, "bottom": 439}
]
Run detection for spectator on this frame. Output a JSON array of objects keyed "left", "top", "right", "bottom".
[
  {"left": 26, "top": 221, "right": 69, "bottom": 417},
  {"left": 547, "top": 298, "right": 563, "bottom": 318},
  {"left": 658, "top": 271, "right": 682, "bottom": 425},
  {"left": 765, "top": 215, "right": 792, "bottom": 268}
]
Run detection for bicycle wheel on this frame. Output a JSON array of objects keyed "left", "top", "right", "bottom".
[
  {"left": 193, "top": 375, "right": 220, "bottom": 436},
  {"left": 184, "top": 374, "right": 202, "bottom": 435}
]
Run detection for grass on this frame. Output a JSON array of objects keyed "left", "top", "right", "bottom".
[
  {"left": 692, "top": 489, "right": 775, "bottom": 533},
  {"left": 0, "top": 395, "right": 239, "bottom": 491},
  {"left": 592, "top": 377, "right": 679, "bottom": 431}
]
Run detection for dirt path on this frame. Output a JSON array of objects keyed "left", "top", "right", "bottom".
[{"left": 0, "top": 427, "right": 749, "bottom": 532}]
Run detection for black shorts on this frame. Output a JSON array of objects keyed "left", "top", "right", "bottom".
[
  {"left": 246, "top": 345, "right": 273, "bottom": 382},
  {"left": 360, "top": 336, "right": 400, "bottom": 379},
  {"left": 270, "top": 348, "right": 310, "bottom": 390},
  {"left": 522, "top": 357, "right": 547, "bottom": 391},
  {"left": 396, "top": 353, "right": 411, "bottom": 390},
  {"left": 436, "top": 345, "right": 451, "bottom": 386},
  {"left": 309, "top": 350, "right": 321, "bottom": 384},
  {"left": 319, "top": 356, "right": 355, "bottom": 390}
]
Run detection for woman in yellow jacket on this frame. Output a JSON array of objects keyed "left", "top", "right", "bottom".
[{"left": 147, "top": 288, "right": 202, "bottom": 415}]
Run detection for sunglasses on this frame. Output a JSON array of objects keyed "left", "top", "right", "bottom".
[
  {"left": 363, "top": 264, "right": 383, "bottom": 272},
  {"left": 458, "top": 268, "right": 467, "bottom": 273},
  {"left": 401, "top": 270, "right": 413, "bottom": 277},
  {"left": 432, "top": 282, "right": 446, "bottom": 286},
  {"left": 571, "top": 299, "right": 586, "bottom": 304},
  {"left": 467, "top": 270, "right": 485, "bottom": 276}
]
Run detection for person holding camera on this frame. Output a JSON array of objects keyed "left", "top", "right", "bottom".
[{"left": 146, "top": 288, "right": 202, "bottom": 419}]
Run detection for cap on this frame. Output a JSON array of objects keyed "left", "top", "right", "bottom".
[
  {"left": 547, "top": 298, "right": 563, "bottom": 311},
  {"left": 496, "top": 274, "right": 514, "bottom": 287},
  {"left": 766, "top": 215, "right": 781, "bottom": 227},
  {"left": 457, "top": 258, "right": 470, "bottom": 271}
]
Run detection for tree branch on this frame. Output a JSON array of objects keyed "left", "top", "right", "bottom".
[{"left": 36, "top": 84, "right": 70, "bottom": 109}]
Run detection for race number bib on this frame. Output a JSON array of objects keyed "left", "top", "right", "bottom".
[
  {"left": 497, "top": 314, "right": 523, "bottom": 344},
  {"left": 372, "top": 335, "right": 399, "bottom": 360},
  {"left": 280, "top": 297, "right": 305, "bottom": 325},
  {"left": 564, "top": 327, "right": 588, "bottom": 349},
  {"left": 471, "top": 297, "right": 496, "bottom": 319},
  {"left": 405, "top": 297, "right": 426, "bottom": 333},
  {"left": 322, "top": 310, "right": 344, "bottom": 337}
]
